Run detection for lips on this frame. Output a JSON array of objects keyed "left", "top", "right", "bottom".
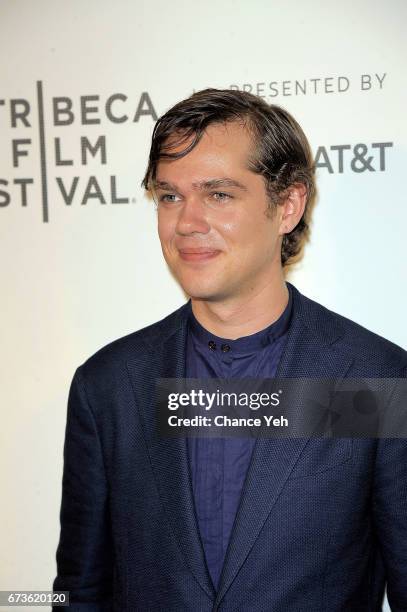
[{"left": 178, "top": 247, "right": 221, "bottom": 262}]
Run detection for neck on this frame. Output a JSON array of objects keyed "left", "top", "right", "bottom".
[{"left": 190, "top": 275, "right": 289, "bottom": 340}]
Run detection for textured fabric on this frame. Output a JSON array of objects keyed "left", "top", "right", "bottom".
[
  {"left": 52, "top": 283, "right": 407, "bottom": 611},
  {"left": 186, "top": 289, "right": 292, "bottom": 588}
]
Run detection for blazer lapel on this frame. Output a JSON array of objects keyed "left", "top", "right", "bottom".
[
  {"left": 126, "top": 305, "right": 215, "bottom": 600},
  {"left": 215, "top": 285, "right": 354, "bottom": 606}
]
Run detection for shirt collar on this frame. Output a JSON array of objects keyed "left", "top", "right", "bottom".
[{"left": 187, "top": 284, "right": 293, "bottom": 355}]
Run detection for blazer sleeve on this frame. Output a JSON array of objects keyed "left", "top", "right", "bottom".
[
  {"left": 53, "top": 366, "right": 113, "bottom": 612},
  {"left": 373, "top": 370, "right": 407, "bottom": 611}
]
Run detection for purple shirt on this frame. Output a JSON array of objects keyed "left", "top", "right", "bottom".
[{"left": 186, "top": 286, "right": 293, "bottom": 588}]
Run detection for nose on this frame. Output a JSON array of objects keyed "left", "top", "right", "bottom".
[{"left": 175, "top": 195, "right": 211, "bottom": 236}]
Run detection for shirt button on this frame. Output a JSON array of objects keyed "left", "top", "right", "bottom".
[
  {"left": 208, "top": 340, "right": 217, "bottom": 350},
  {"left": 221, "top": 344, "right": 231, "bottom": 352}
]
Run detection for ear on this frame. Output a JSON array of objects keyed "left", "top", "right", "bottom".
[{"left": 278, "top": 183, "right": 307, "bottom": 236}]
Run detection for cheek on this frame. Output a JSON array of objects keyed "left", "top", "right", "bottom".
[
  {"left": 157, "top": 214, "right": 175, "bottom": 245},
  {"left": 218, "top": 213, "right": 263, "bottom": 245},
  {"left": 212, "top": 209, "right": 250, "bottom": 241},
  {"left": 229, "top": 214, "right": 279, "bottom": 259}
]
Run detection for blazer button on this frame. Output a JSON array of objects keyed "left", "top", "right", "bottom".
[{"left": 208, "top": 340, "right": 217, "bottom": 350}]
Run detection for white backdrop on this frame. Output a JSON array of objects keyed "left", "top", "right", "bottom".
[{"left": 1, "top": 1, "right": 406, "bottom": 609}]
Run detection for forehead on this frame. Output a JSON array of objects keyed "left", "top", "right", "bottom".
[{"left": 156, "top": 121, "right": 255, "bottom": 180}]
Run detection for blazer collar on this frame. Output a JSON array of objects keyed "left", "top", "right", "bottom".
[{"left": 139, "top": 282, "right": 350, "bottom": 356}]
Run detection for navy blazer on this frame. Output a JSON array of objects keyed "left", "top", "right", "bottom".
[{"left": 53, "top": 284, "right": 407, "bottom": 611}]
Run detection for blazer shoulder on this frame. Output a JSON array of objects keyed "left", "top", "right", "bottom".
[
  {"left": 297, "top": 289, "right": 407, "bottom": 375},
  {"left": 78, "top": 301, "right": 190, "bottom": 378}
]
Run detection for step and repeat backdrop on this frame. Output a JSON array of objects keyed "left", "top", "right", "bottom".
[{"left": 1, "top": 0, "right": 405, "bottom": 608}]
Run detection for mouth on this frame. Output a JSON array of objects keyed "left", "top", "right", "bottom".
[{"left": 178, "top": 247, "right": 221, "bottom": 262}]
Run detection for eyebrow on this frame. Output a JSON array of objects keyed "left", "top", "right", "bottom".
[{"left": 152, "top": 178, "right": 248, "bottom": 192}]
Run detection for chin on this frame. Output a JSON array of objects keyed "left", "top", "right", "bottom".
[
  {"left": 181, "top": 285, "right": 218, "bottom": 301},
  {"left": 177, "top": 277, "right": 221, "bottom": 301}
]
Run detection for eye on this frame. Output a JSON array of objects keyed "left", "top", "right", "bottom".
[
  {"left": 159, "top": 193, "right": 182, "bottom": 203},
  {"left": 211, "top": 192, "right": 232, "bottom": 202}
]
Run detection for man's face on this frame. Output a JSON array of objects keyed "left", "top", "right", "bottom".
[{"left": 154, "top": 121, "right": 284, "bottom": 303}]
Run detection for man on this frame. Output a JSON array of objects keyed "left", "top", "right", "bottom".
[{"left": 53, "top": 89, "right": 407, "bottom": 611}]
